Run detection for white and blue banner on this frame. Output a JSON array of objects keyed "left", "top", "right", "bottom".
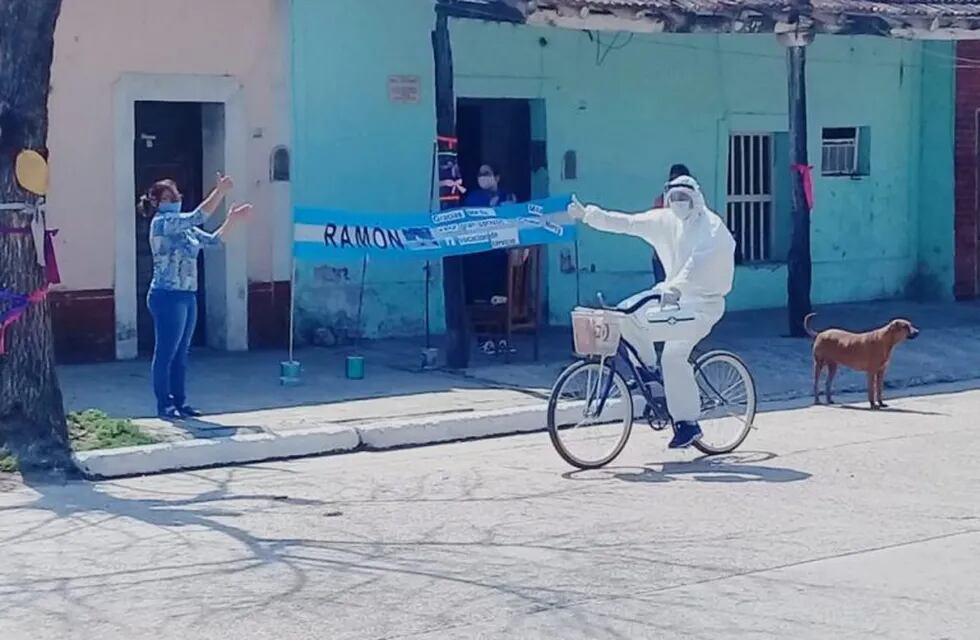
[{"left": 293, "top": 195, "right": 575, "bottom": 262}]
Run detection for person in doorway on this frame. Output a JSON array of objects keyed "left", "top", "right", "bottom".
[
  {"left": 567, "top": 176, "right": 736, "bottom": 449},
  {"left": 465, "top": 163, "right": 518, "bottom": 207},
  {"left": 464, "top": 163, "right": 519, "bottom": 355},
  {"left": 139, "top": 174, "right": 252, "bottom": 419},
  {"left": 651, "top": 164, "right": 693, "bottom": 285}
]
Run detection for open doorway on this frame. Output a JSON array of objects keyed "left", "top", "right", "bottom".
[
  {"left": 456, "top": 98, "right": 548, "bottom": 357},
  {"left": 134, "top": 101, "right": 207, "bottom": 355}
]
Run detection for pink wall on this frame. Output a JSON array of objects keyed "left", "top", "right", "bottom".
[{"left": 47, "top": 0, "right": 291, "bottom": 292}]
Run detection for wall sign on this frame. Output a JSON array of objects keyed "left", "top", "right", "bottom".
[{"left": 388, "top": 75, "right": 421, "bottom": 104}]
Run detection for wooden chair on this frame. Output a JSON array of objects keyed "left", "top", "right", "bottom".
[{"left": 467, "top": 247, "right": 541, "bottom": 360}]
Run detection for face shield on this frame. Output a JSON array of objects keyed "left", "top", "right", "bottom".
[{"left": 664, "top": 185, "right": 697, "bottom": 220}]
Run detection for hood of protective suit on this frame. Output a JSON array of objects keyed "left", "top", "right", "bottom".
[{"left": 663, "top": 175, "right": 707, "bottom": 222}]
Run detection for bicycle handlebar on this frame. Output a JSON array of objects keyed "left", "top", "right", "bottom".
[{"left": 591, "top": 292, "right": 665, "bottom": 314}]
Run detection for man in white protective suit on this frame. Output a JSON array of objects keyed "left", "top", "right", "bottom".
[{"left": 567, "top": 175, "right": 736, "bottom": 449}]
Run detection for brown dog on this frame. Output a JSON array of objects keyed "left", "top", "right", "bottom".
[{"left": 805, "top": 313, "right": 919, "bottom": 409}]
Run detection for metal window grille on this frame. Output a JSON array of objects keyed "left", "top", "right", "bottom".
[
  {"left": 821, "top": 127, "right": 859, "bottom": 176},
  {"left": 727, "top": 133, "right": 774, "bottom": 263}
]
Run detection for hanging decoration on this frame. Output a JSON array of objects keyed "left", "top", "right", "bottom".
[
  {"left": 5, "top": 150, "right": 60, "bottom": 283},
  {"left": 436, "top": 135, "right": 465, "bottom": 204},
  {"left": 293, "top": 195, "right": 575, "bottom": 262},
  {"left": 792, "top": 164, "right": 815, "bottom": 211},
  {"left": 0, "top": 286, "right": 49, "bottom": 355},
  {"left": 15, "top": 149, "right": 49, "bottom": 196},
  {"left": 0, "top": 149, "right": 60, "bottom": 355}
]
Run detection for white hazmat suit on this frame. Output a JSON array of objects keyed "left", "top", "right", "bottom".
[{"left": 569, "top": 176, "right": 736, "bottom": 423}]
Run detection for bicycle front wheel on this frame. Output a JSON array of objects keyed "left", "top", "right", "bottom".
[
  {"left": 692, "top": 350, "right": 757, "bottom": 455},
  {"left": 547, "top": 360, "right": 634, "bottom": 470}
]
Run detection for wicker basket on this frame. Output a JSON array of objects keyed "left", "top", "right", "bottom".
[{"left": 571, "top": 308, "right": 622, "bottom": 357}]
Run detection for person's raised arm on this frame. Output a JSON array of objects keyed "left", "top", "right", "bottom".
[
  {"left": 192, "top": 202, "right": 253, "bottom": 246},
  {"left": 196, "top": 173, "right": 235, "bottom": 217},
  {"left": 567, "top": 195, "right": 669, "bottom": 241}
]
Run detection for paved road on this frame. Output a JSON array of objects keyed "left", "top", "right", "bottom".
[{"left": 2, "top": 387, "right": 979, "bottom": 639}]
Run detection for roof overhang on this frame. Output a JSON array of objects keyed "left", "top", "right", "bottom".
[{"left": 438, "top": 0, "right": 980, "bottom": 39}]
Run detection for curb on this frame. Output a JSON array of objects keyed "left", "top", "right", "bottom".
[
  {"left": 72, "top": 376, "right": 980, "bottom": 479},
  {"left": 74, "top": 425, "right": 361, "bottom": 479},
  {"left": 72, "top": 402, "right": 583, "bottom": 479},
  {"left": 356, "top": 402, "right": 564, "bottom": 450}
]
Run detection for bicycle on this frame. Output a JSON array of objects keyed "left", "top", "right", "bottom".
[{"left": 547, "top": 294, "right": 757, "bottom": 470}]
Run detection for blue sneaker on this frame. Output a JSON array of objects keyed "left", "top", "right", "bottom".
[{"left": 668, "top": 421, "right": 703, "bottom": 449}]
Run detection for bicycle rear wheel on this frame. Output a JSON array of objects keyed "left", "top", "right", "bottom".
[
  {"left": 692, "top": 350, "right": 756, "bottom": 455},
  {"left": 547, "top": 360, "right": 634, "bottom": 470}
]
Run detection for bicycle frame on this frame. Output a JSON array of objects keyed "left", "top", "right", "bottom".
[
  {"left": 591, "top": 338, "right": 728, "bottom": 424},
  {"left": 593, "top": 338, "right": 669, "bottom": 423}
]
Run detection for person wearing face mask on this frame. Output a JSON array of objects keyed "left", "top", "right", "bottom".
[
  {"left": 652, "top": 164, "right": 692, "bottom": 285},
  {"left": 139, "top": 174, "right": 253, "bottom": 419},
  {"left": 463, "top": 163, "right": 519, "bottom": 354},
  {"left": 466, "top": 163, "right": 517, "bottom": 207},
  {"left": 567, "top": 176, "right": 736, "bottom": 449}
]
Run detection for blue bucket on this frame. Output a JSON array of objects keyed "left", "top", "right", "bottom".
[
  {"left": 280, "top": 360, "right": 302, "bottom": 386},
  {"left": 345, "top": 355, "right": 365, "bottom": 380}
]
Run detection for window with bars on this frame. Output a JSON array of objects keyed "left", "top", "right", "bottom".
[{"left": 727, "top": 133, "right": 774, "bottom": 263}]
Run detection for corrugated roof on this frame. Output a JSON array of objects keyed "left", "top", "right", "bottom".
[
  {"left": 518, "top": 0, "right": 980, "bottom": 35},
  {"left": 531, "top": 0, "right": 980, "bottom": 17},
  {"left": 538, "top": 0, "right": 980, "bottom": 12},
  {"left": 439, "top": 0, "right": 980, "bottom": 34}
]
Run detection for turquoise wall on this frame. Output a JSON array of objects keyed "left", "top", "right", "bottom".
[{"left": 290, "top": 0, "right": 955, "bottom": 339}]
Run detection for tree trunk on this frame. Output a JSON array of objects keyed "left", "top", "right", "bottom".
[{"left": 0, "top": 0, "right": 73, "bottom": 474}]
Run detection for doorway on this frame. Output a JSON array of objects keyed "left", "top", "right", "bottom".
[
  {"left": 456, "top": 98, "right": 547, "bottom": 354},
  {"left": 134, "top": 101, "right": 207, "bottom": 354}
]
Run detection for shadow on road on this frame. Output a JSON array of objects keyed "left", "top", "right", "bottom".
[
  {"left": 0, "top": 467, "right": 334, "bottom": 622},
  {"left": 0, "top": 468, "right": 679, "bottom": 637},
  {"left": 562, "top": 451, "right": 811, "bottom": 485},
  {"left": 827, "top": 404, "right": 947, "bottom": 417}
]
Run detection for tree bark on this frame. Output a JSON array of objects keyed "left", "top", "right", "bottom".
[
  {"left": 0, "top": 0, "right": 73, "bottom": 474},
  {"left": 786, "top": 43, "right": 813, "bottom": 337}
]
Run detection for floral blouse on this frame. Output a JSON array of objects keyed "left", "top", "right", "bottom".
[{"left": 148, "top": 208, "right": 221, "bottom": 292}]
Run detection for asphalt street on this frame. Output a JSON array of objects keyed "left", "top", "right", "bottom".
[{"left": 2, "top": 387, "right": 979, "bottom": 639}]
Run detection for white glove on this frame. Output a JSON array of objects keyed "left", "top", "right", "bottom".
[
  {"left": 661, "top": 287, "right": 681, "bottom": 306},
  {"left": 567, "top": 195, "right": 587, "bottom": 221}
]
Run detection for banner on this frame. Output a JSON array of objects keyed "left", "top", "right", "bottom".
[{"left": 293, "top": 195, "right": 575, "bottom": 262}]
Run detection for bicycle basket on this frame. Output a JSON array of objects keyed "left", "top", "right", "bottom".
[{"left": 571, "top": 308, "right": 622, "bottom": 357}]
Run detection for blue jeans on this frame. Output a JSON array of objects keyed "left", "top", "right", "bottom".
[{"left": 147, "top": 289, "right": 198, "bottom": 412}]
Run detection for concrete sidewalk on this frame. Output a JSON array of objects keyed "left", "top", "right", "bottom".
[{"left": 59, "top": 299, "right": 980, "bottom": 476}]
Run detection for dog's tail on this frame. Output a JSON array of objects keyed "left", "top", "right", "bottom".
[{"left": 803, "top": 313, "right": 820, "bottom": 338}]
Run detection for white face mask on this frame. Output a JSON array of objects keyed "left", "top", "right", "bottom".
[
  {"left": 478, "top": 176, "right": 496, "bottom": 191},
  {"left": 669, "top": 200, "right": 694, "bottom": 220}
]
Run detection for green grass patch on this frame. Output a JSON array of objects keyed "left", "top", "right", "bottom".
[
  {"left": 68, "top": 410, "right": 160, "bottom": 452},
  {"left": 0, "top": 447, "right": 17, "bottom": 474}
]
